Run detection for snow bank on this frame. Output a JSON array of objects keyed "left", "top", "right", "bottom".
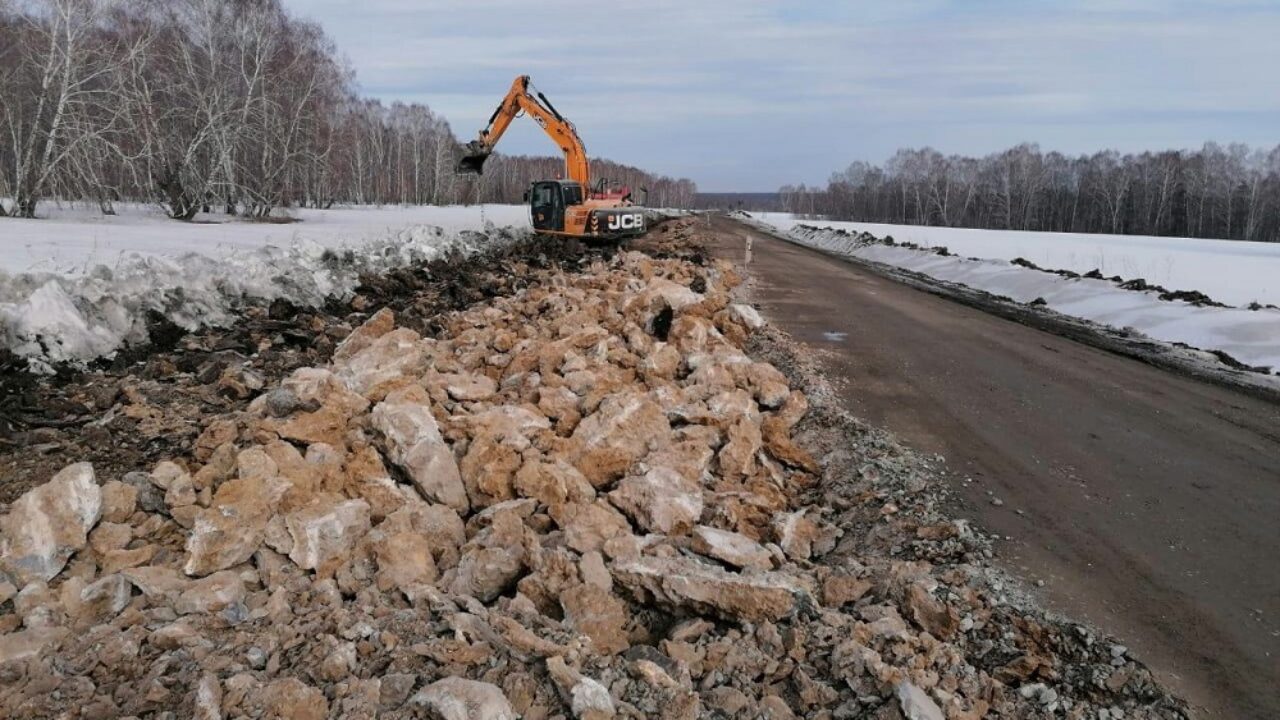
[
  {"left": 751, "top": 216, "right": 1280, "bottom": 374},
  {"left": 0, "top": 205, "right": 531, "bottom": 370}
]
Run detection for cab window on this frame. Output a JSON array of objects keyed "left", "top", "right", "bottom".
[{"left": 532, "top": 184, "right": 556, "bottom": 207}]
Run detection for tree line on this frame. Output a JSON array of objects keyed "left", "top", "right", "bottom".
[
  {"left": 782, "top": 142, "right": 1280, "bottom": 242},
  {"left": 0, "top": 0, "right": 695, "bottom": 220}
]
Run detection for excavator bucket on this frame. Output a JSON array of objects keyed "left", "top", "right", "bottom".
[{"left": 456, "top": 141, "right": 491, "bottom": 174}]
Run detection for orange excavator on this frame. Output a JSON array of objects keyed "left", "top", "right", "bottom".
[{"left": 457, "top": 76, "right": 648, "bottom": 240}]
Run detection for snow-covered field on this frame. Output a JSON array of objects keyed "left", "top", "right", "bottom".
[
  {"left": 751, "top": 214, "right": 1280, "bottom": 374},
  {"left": 754, "top": 214, "right": 1280, "bottom": 308},
  {"left": 0, "top": 203, "right": 531, "bottom": 274},
  {"left": 0, "top": 204, "right": 531, "bottom": 369}
]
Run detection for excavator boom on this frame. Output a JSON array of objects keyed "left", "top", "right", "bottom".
[{"left": 457, "top": 76, "right": 590, "bottom": 188}]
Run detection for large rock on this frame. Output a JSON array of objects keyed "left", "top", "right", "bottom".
[
  {"left": 277, "top": 404, "right": 350, "bottom": 451},
  {"left": 569, "top": 392, "right": 669, "bottom": 486},
  {"left": 13, "top": 583, "right": 61, "bottom": 630},
  {"left": 333, "top": 307, "right": 395, "bottom": 362},
  {"left": 512, "top": 459, "right": 596, "bottom": 512},
  {"left": 194, "top": 674, "right": 223, "bottom": 720},
  {"left": 449, "top": 506, "right": 527, "bottom": 602},
  {"left": 624, "top": 277, "right": 705, "bottom": 328},
  {"left": 560, "top": 583, "right": 630, "bottom": 655},
  {"left": 100, "top": 481, "right": 138, "bottom": 524},
  {"left": 279, "top": 367, "right": 370, "bottom": 416},
  {"left": 904, "top": 582, "right": 960, "bottom": 639},
  {"left": 896, "top": 681, "right": 945, "bottom": 720},
  {"left": 410, "top": 677, "right": 516, "bottom": 720},
  {"left": 460, "top": 433, "right": 523, "bottom": 509},
  {"left": 642, "top": 440, "right": 714, "bottom": 486},
  {"left": 547, "top": 655, "right": 616, "bottom": 719},
  {"left": 761, "top": 415, "right": 819, "bottom": 472},
  {"left": 537, "top": 385, "right": 582, "bottom": 432},
  {"left": 76, "top": 573, "right": 132, "bottom": 624},
  {"left": 728, "top": 303, "right": 764, "bottom": 331},
  {"left": 164, "top": 468, "right": 198, "bottom": 509},
  {"left": 0, "top": 627, "right": 69, "bottom": 666},
  {"left": 260, "top": 678, "right": 328, "bottom": 720},
  {"left": 175, "top": 571, "right": 246, "bottom": 616},
  {"left": 0, "top": 463, "right": 101, "bottom": 587},
  {"left": 184, "top": 460, "right": 290, "bottom": 576},
  {"left": 88, "top": 522, "right": 131, "bottom": 556},
  {"left": 380, "top": 502, "right": 467, "bottom": 570},
  {"left": 440, "top": 372, "right": 498, "bottom": 402},
  {"left": 689, "top": 525, "right": 772, "bottom": 570},
  {"left": 612, "top": 556, "right": 806, "bottom": 623},
  {"left": 284, "top": 497, "right": 371, "bottom": 571},
  {"left": 639, "top": 342, "right": 681, "bottom": 381},
  {"left": 371, "top": 387, "right": 469, "bottom": 513},
  {"left": 100, "top": 544, "right": 155, "bottom": 574},
  {"left": 608, "top": 467, "right": 703, "bottom": 535},
  {"left": 343, "top": 445, "right": 405, "bottom": 521},
  {"left": 822, "top": 573, "right": 872, "bottom": 608},
  {"left": 717, "top": 417, "right": 762, "bottom": 481},
  {"left": 551, "top": 501, "right": 634, "bottom": 554},
  {"left": 373, "top": 530, "right": 437, "bottom": 593},
  {"left": 668, "top": 315, "right": 729, "bottom": 356},
  {"left": 705, "top": 387, "right": 760, "bottom": 427},
  {"left": 739, "top": 361, "right": 790, "bottom": 406},
  {"left": 123, "top": 566, "right": 190, "bottom": 605},
  {"left": 336, "top": 327, "right": 426, "bottom": 397},
  {"left": 460, "top": 407, "right": 551, "bottom": 509},
  {"left": 772, "top": 510, "right": 820, "bottom": 561}
]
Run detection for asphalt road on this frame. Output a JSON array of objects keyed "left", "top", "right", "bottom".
[{"left": 704, "top": 215, "right": 1280, "bottom": 719}]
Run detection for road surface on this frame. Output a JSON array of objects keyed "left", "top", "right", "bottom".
[{"left": 703, "top": 215, "right": 1280, "bottom": 719}]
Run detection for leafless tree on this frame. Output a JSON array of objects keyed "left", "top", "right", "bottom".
[
  {"left": 0, "top": 0, "right": 696, "bottom": 222},
  {"left": 1, "top": 0, "right": 120, "bottom": 218}
]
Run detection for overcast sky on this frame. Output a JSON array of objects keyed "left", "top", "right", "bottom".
[{"left": 289, "top": 0, "right": 1279, "bottom": 191}]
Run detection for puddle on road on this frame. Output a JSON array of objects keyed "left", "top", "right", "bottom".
[{"left": 822, "top": 331, "right": 848, "bottom": 342}]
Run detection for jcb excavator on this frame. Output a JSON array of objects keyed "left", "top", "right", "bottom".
[{"left": 457, "top": 76, "right": 648, "bottom": 240}]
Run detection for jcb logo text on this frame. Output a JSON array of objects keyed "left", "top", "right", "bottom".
[{"left": 606, "top": 214, "right": 644, "bottom": 231}]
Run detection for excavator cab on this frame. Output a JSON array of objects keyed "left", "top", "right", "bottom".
[{"left": 528, "top": 180, "right": 583, "bottom": 233}]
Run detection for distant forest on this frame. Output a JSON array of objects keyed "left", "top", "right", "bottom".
[
  {"left": 782, "top": 143, "right": 1280, "bottom": 242},
  {"left": 0, "top": 0, "right": 696, "bottom": 220},
  {"left": 693, "top": 192, "right": 785, "bottom": 212}
]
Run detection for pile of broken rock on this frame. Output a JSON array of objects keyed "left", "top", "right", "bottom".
[{"left": 0, "top": 248, "right": 1185, "bottom": 719}]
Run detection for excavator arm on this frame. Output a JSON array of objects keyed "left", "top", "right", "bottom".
[{"left": 457, "top": 76, "right": 590, "bottom": 188}]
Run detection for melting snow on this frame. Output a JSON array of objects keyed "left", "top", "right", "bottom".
[{"left": 0, "top": 204, "right": 531, "bottom": 370}]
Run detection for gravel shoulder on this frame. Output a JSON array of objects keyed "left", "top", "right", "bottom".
[{"left": 701, "top": 214, "right": 1280, "bottom": 719}]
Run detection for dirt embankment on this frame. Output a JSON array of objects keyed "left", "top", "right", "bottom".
[{"left": 0, "top": 219, "right": 1186, "bottom": 718}]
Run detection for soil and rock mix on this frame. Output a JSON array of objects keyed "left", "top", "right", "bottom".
[
  {"left": 0, "top": 219, "right": 1187, "bottom": 718},
  {"left": 0, "top": 232, "right": 586, "bottom": 505}
]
